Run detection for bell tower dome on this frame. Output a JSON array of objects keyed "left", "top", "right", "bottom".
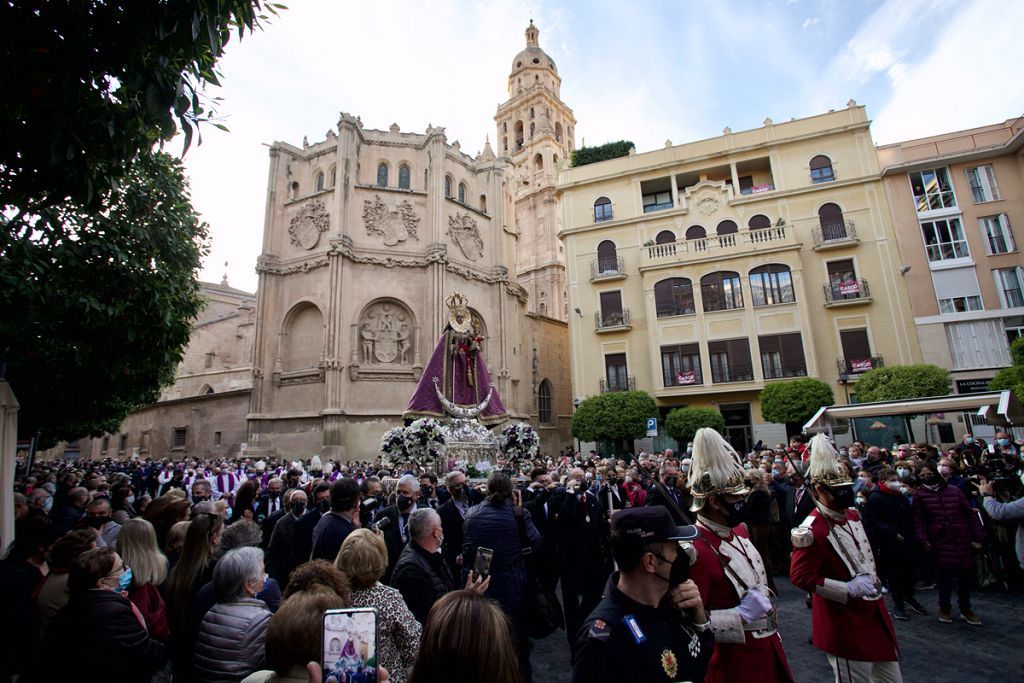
[{"left": 494, "top": 21, "right": 576, "bottom": 322}]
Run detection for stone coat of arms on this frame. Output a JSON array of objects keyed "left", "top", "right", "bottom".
[
  {"left": 363, "top": 195, "right": 420, "bottom": 246},
  {"left": 448, "top": 212, "right": 484, "bottom": 261},
  {"left": 360, "top": 302, "right": 413, "bottom": 365},
  {"left": 288, "top": 200, "right": 330, "bottom": 250}
]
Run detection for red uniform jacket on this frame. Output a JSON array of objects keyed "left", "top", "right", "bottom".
[
  {"left": 789, "top": 508, "right": 899, "bottom": 662},
  {"left": 690, "top": 524, "right": 794, "bottom": 683}
]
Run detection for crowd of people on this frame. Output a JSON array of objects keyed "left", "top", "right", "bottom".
[{"left": 2, "top": 428, "right": 1022, "bottom": 682}]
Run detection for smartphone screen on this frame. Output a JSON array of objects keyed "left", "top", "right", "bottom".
[
  {"left": 322, "top": 607, "right": 377, "bottom": 683},
  {"left": 474, "top": 546, "right": 494, "bottom": 578}
]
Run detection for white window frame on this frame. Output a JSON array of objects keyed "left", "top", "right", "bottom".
[
  {"left": 909, "top": 167, "right": 957, "bottom": 214},
  {"left": 980, "top": 214, "right": 1016, "bottom": 255},
  {"left": 966, "top": 165, "right": 1000, "bottom": 203},
  {"left": 937, "top": 295, "right": 983, "bottom": 314},
  {"left": 993, "top": 267, "right": 1024, "bottom": 309},
  {"left": 921, "top": 217, "right": 970, "bottom": 262}
]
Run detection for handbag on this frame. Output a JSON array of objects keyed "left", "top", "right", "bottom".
[{"left": 513, "top": 506, "right": 564, "bottom": 639}]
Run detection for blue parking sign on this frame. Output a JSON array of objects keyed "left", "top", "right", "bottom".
[{"left": 646, "top": 418, "right": 657, "bottom": 437}]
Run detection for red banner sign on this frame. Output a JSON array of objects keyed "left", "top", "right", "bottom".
[
  {"left": 851, "top": 358, "right": 873, "bottom": 373},
  {"left": 677, "top": 370, "right": 697, "bottom": 385},
  {"left": 838, "top": 280, "right": 860, "bottom": 296}
]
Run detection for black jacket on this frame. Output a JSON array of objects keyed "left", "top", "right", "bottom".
[
  {"left": 288, "top": 509, "right": 323, "bottom": 570},
  {"left": 392, "top": 541, "right": 455, "bottom": 624},
  {"left": 644, "top": 485, "right": 690, "bottom": 525},
  {"left": 524, "top": 488, "right": 560, "bottom": 590},
  {"left": 373, "top": 504, "right": 410, "bottom": 585},
  {"left": 310, "top": 511, "right": 356, "bottom": 562},
  {"left": 437, "top": 498, "right": 467, "bottom": 580},
  {"left": 863, "top": 487, "right": 916, "bottom": 554},
  {"left": 40, "top": 589, "right": 167, "bottom": 683}
]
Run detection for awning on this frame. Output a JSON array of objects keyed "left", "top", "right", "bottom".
[{"left": 803, "top": 390, "right": 1022, "bottom": 434}]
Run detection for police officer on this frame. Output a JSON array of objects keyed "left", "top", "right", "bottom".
[{"left": 572, "top": 507, "right": 714, "bottom": 683}]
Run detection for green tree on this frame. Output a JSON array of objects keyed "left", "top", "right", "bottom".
[
  {"left": 1, "top": 1, "right": 282, "bottom": 215},
  {"left": 664, "top": 407, "right": 725, "bottom": 445},
  {"left": 570, "top": 141, "right": 635, "bottom": 168},
  {"left": 855, "top": 364, "right": 952, "bottom": 443},
  {"left": 759, "top": 379, "right": 835, "bottom": 435},
  {"left": 989, "top": 336, "right": 1024, "bottom": 396},
  {"left": 1, "top": 153, "right": 209, "bottom": 445},
  {"left": 571, "top": 391, "right": 657, "bottom": 453}
]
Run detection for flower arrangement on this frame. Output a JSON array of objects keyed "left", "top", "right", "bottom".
[
  {"left": 499, "top": 422, "right": 540, "bottom": 460},
  {"left": 405, "top": 418, "right": 447, "bottom": 459},
  {"left": 379, "top": 427, "right": 408, "bottom": 463}
]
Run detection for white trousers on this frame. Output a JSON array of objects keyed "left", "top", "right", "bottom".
[{"left": 827, "top": 655, "right": 903, "bottom": 683}]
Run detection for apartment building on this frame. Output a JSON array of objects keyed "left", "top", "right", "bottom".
[
  {"left": 558, "top": 103, "right": 920, "bottom": 451},
  {"left": 877, "top": 117, "right": 1024, "bottom": 440}
]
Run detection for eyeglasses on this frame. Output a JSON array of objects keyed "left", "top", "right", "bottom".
[{"left": 104, "top": 563, "right": 130, "bottom": 579}]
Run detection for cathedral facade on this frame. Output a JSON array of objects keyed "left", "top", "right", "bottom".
[{"left": 246, "top": 23, "right": 573, "bottom": 460}]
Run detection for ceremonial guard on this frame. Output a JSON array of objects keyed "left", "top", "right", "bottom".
[
  {"left": 790, "top": 434, "right": 902, "bottom": 682},
  {"left": 687, "top": 428, "right": 794, "bottom": 682}
]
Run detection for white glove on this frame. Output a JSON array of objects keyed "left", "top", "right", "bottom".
[
  {"left": 735, "top": 588, "right": 772, "bottom": 623},
  {"left": 847, "top": 574, "right": 878, "bottom": 599}
]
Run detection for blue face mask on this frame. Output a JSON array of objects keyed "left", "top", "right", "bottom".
[
  {"left": 43, "top": 497, "right": 53, "bottom": 513},
  {"left": 118, "top": 568, "right": 133, "bottom": 592},
  {"left": 965, "top": 437, "right": 974, "bottom": 444},
  {"left": 998, "top": 438, "right": 1010, "bottom": 447}
]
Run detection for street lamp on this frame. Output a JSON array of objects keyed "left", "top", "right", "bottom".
[{"left": 572, "top": 398, "right": 582, "bottom": 456}]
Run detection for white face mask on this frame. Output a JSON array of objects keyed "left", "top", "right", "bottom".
[{"left": 885, "top": 481, "right": 901, "bottom": 492}]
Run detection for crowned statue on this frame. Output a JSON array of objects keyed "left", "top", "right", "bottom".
[{"left": 404, "top": 293, "right": 506, "bottom": 463}]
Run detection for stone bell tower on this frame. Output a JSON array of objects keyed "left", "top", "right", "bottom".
[{"left": 495, "top": 21, "right": 576, "bottom": 321}]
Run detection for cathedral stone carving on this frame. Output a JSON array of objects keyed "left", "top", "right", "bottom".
[
  {"left": 288, "top": 200, "right": 330, "bottom": 250},
  {"left": 448, "top": 212, "right": 485, "bottom": 260},
  {"left": 363, "top": 195, "right": 420, "bottom": 246},
  {"left": 358, "top": 301, "right": 414, "bottom": 365}
]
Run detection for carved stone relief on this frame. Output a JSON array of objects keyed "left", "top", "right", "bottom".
[
  {"left": 288, "top": 200, "right": 330, "bottom": 250},
  {"left": 359, "top": 301, "right": 414, "bottom": 365},
  {"left": 696, "top": 195, "right": 720, "bottom": 216},
  {"left": 448, "top": 213, "right": 485, "bottom": 261},
  {"left": 363, "top": 195, "right": 420, "bottom": 246}
]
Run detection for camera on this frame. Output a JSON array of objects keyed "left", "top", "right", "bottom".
[{"left": 371, "top": 516, "right": 392, "bottom": 532}]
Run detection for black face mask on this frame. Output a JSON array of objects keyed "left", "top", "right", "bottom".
[
  {"left": 421, "top": 485, "right": 433, "bottom": 498},
  {"left": 449, "top": 485, "right": 465, "bottom": 499},
  {"left": 85, "top": 515, "right": 109, "bottom": 529},
  {"left": 652, "top": 548, "right": 690, "bottom": 588},
  {"left": 318, "top": 500, "right": 331, "bottom": 513},
  {"left": 721, "top": 497, "right": 749, "bottom": 527},
  {"left": 291, "top": 502, "right": 306, "bottom": 517},
  {"left": 397, "top": 494, "right": 414, "bottom": 512},
  {"left": 663, "top": 475, "right": 678, "bottom": 488},
  {"left": 828, "top": 487, "right": 855, "bottom": 509},
  {"left": 193, "top": 496, "right": 210, "bottom": 504},
  {"left": 269, "top": 490, "right": 281, "bottom": 499}
]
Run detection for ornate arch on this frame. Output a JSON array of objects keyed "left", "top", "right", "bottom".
[{"left": 350, "top": 298, "right": 421, "bottom": 382}]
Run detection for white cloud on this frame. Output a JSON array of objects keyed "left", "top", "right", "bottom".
[{"left": 802, "top": 17, "right": 820, "bottom": 29}]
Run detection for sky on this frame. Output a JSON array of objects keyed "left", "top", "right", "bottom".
[{"left": 181, "top": 0, "right": 1024, "bottom": 293}]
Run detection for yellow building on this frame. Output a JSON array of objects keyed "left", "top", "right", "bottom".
[{"left": 557, "top": 103, "right": 920, "bottom": 451}]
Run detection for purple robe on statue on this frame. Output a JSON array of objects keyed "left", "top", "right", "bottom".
[{"left": 404, "top": 327, "right": 507, "bottom": 425}]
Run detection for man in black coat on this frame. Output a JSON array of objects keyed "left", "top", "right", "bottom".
[
  {"left": 783, "top": 467, "right": 815, "bottom": 530},
  {"left": 597, "top": 466, "right": 630, "bottom": 516},
  {"left": 644, "top": 463, "right": 690, "bottom": 525},
  {"left": 523, "top": 468, "right": 561, "bottom": 592},
  {"left": 288, "top": 483, "right": 330, "bottom": 571},
  {"left": 255, "top": 477, "right": 286, "bottom": 524},
  {"left": 311, "top": 478, "right": 360, "bottom": 561},
  {"left": 373, "top": 474, "right": 421, "bottom": 584},
  {"left": 261, "top": 489, "right": 295, "bottom": 550},
  {"left": 557, "top": 471, "right": 612, "bottom": 646},
  {"left": 266, "top": 489, "right": 307, "bottom": 583},
  {"left": 437, "top": 471, "right": 471, "bottom": 579},
  {"left": 391, "top": 508, "right": 457, "bottom": 623}
]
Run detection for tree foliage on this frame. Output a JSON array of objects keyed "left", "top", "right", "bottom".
[
  {"left": 570, "top": 140, "right": 635, "bottom": 168},
  {"left": 664, "top": 407, "right": 725, "bottom": 444},
  {"left": 1, "top": 0, "right": 282, "bottom": 216},
  {"left": 571, "top": 391, "right": 656, "bottom": 443},
  {"left": 759, "top": 379, "right": 835, "bottom": 426},
  {"left": 989, "top": 336, "right": 1024, "bottom": 397},
  {"left": 1, "top": 153, "right": 210, "bottom": 445},
  {"left": 854, "top": 364, "right": 952, "bottom": 403}
]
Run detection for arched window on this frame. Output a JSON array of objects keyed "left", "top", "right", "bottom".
[
  {"left": 289, "top": 181, "right": 299, "bottom": 200},
  {"left": 748, "top": 214, "right": 772, "bottom": 230},
  {"left": 200, "top": 384, "right": 214, "bottom": 396},
  {"left": 701, "top": 271, "right": 743, "bottom": 312},
  {"left": 716, "top": 220, "right": 738, "bottom": 235},
  {"left": 810, "top": 155, "right": 835, "bottom": 183},
  {"left": 376, "top": 162, "right": 388, "bottom": 187},
  {"left": 593, "top": 196, "right": 612, "bottom": 222},
  {"left": 514, "top": 121, "right": 524, "bottom": 150},
  {"left": 480, "top": 194, "right": 487, "bottom": 213},
  {"left": 749, "top": 264, "right": 795, "bottom": 306},
  {"left": 398, "top": 164, "right": 411, "bottom": 189},
  {"left": 444, "top": 175, "right": 453, "bottom": 198},
  {"left": 654, "top": 277, "right": 695, "bottom": 317},
  {"left": 534, "top": 153, "right": 543, "bottom": 171},
  {"left": 529, "top": 122, "right": 535, "bottom": 138},
  {"left": 458, "top": 182, "right": 467, "bottom": 204},
  {"left": 818, "top": 203, "right": 847, "bottom": 240},
  {"left": 685, "top": 225, "right": 707, "bottom": 240},
  {"left": 596, "top": 240, "right": 618, "bottom": 272},
  {"left": 655, "top": 230, "right": 675, "bottom": 244},
  {"left": 538, "top": 379, "right": 553, "bottom": 424},
  {"left": 503, "top": 137, "right": 508, "bottom": 153},
  {"left": 555, "top": 121, "right": 563, "bottom": 142},
  {"left": 530, "top": 107, "right": 535, "bottom": 119},
  {"left": 315, "top": 172, "right": 324, "bottom": 192},
  {"left": 329, "top": 166, "right": 336, "bottom": 188}
]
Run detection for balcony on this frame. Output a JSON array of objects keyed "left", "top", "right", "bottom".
[
  {"left": 600, "top": 376, "right": 636, "bottom": 393},
  {"left": 763, "top": 364, "right": 809, "bottom": 380},
  {"left": 812, "top": 221, "right": 858, "bottom": 249},
  {"left": 823, "top": 279, "right": 872, "bottom": 307},
  {"left": 641, "top": 225, "right": 799, "bottom": 269},
  {"left": 739, "top": 182, "right": 776, "bottom": 195},
  {"left": 711, "top": 365, "right": 755, "bottom": 384},
  {"left": 595, "top": 308, "right": 631, "bottom": 333},
  {"left": 837, "top": 356, "right": 884, "bottom": 376},
  {"left": 590, "top": 257, "right": 627, "bottom": 282}
]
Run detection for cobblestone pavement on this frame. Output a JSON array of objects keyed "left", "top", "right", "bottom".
[{"left": 531, "top": 577, "right": 1024, "bottom": 682}]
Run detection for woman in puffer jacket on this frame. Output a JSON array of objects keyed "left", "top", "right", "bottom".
[
  {"left": 194, "top": 546, "right": 272, "bottom": 682},
  {"left": 913, "top": 462, "right": 985, "bottom": 626}
]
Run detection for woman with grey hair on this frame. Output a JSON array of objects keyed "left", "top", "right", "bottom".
[{"left": 194, "top": 546, "right": 272, "bottom": 682}]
